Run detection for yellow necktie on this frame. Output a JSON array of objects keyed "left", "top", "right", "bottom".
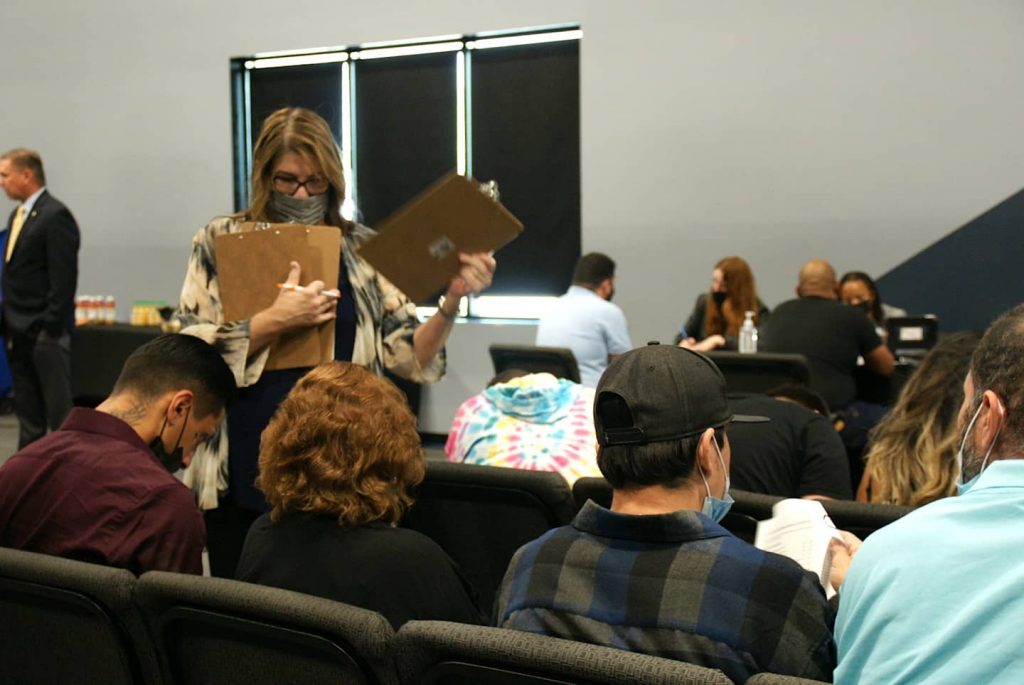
[{"left": 5, "top": 205, "right": 26, "bottom": 263}]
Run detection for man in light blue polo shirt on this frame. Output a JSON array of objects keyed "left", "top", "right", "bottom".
[
  {"left": 536, "top": 253, "right": 632, "bottom": 387},
  {"left": 831, "top": 304, "right": 1024, "bottom": 684}
]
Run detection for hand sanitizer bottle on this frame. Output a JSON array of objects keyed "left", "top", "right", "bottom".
[{"left": 739, "top": 310, "right": 758, "bottom": 353}]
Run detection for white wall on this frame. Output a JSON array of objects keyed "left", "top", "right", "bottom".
[{"left": 2, "top": 0, "right": 1023, "bottom": 430}]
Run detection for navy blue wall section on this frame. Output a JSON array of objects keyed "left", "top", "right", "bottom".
[{"left": 878, "top": 188, "right": 1024, "bottom": 332}]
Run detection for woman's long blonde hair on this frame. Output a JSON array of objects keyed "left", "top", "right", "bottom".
[
  {"left": 862, "top": 331, "right": 981, "bottom": 506},
  {"left": 245, "top": 107, "right": 351, "bottom": 229}
]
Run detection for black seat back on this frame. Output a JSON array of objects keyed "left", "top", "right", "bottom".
[
  {"left": 0, "top": 547, "right": 159, "bottom": 685},
  {"left": 705, "top": 352, "right": 811, "bottom": 394},
  {"left": 395, "top": 620, "right": 733, "bottom": 685},
  {"left": 572, "top": 476, "right": 612, "bottom": 511},
  {"left": 136, "top": 571, "right": 398, "bottom": 685},
  {"left": 402, "top": 462, "right": 575, "bottom": 615},
  {"left": 488, "top": 344, "right": 582, "bottom": 384},
  {"left": 818, "top": 498, "right": 914, "bottom": 539},
  {"left": 731, "top": 489, "right": 913, "bottom": 539}
]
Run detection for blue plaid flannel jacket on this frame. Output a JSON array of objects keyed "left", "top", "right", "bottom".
[{"left": 496, "top": 501, "right": 836, "bottom": 683}]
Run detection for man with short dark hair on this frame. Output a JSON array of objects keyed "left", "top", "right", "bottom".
[
  {"left": 0, "top": 148, "right": 80, "bottom": 447},
  {"left": 760, "top": 259, "right": 894, "bottom": 411},
  {"left": 496, "top": 344, "right": 836, "bottom": 682},
  {"left": 535, "top": 252, "right": 632, "bottom": 387},
  {"left": 832, "top": 304, "right": 1024, "bottom": 683},
  {"left": 0, "top": 335, "right": 235, "bottom": 575}
]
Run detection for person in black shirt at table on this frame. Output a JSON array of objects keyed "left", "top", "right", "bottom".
[
  {"left": 235, "top": 362, "right": 483, "bottom": 629},
  {"left": 759, "top": 259, "right": 894, "bottom": 412},
  {"left": 728, "top": 393, "right": 852, "bottom": 500}
]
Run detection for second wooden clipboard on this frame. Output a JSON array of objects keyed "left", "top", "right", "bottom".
[{"left": 357, "top": 172, "right": 523, "bottom": 302}]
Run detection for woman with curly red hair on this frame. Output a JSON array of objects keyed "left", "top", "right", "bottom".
[
  {"left": 235, "top": 362, "right": 482, "bottom": 628},
  {"left": 676, "top": 256, "right": 770, "bottom": 352}
]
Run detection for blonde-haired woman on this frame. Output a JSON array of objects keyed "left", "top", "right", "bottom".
[
  {"left": 236, "top": 362, "right": 483, "bottom": 628},
  {"left": 173, "top": 108, "right": 495, "bottom": 571},
  {"left": 858, "top": 331, "right": 982, "bottom": 506}
]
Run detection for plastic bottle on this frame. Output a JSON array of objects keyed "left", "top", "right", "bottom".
[
  {"left": 739, "top": 310, "right": 758, "bottom": 354},
  {"left": 75, "top": 296, "right": 86, "bottom": 326},
  {"left": 104, "top": 295, "right": 116, "bottom": 324},
  {"left": 85, "top": 296, "right": 99, "bottom": 324}
]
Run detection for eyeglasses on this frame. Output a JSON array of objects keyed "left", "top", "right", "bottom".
[{"left": 272, "top": 173, "right": 330, "bottom": 196}]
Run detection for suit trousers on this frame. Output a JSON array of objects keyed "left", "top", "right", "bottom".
[{"left": 9, "top": 330, "right": 73, "bottom": 448}]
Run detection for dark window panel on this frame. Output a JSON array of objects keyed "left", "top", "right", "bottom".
[
  {"left": 249, "top": 62, "right": 344, "bottom": 143},
  {"left": 354, "top": 53, "right": 457, "bottom": 229},
  {"left": 471, "top": 41, "right": 580, "bottom": 295}
]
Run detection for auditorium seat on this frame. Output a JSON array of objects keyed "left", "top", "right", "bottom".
[
  {"left": 817, "top": 497, "right": 914, "bottom": 539},
  {"left": 705, "top": 351, "right": 811, "bottom": 394},
  {"left": 136, "top": 572, "right": 398, "bottom": 685},
  {"left": 572, "top": 476, "right": 612, "bottom": 510},
  {"left": 402, "top": 461, "right": 576, "bottom": 615},
  {"left": 731, "top": 489, "right": 915, "bottom": 539},
  {"left": 730, "top": 489, "right": 783, "bottom": 520},
  {"left": 488, "top": 343, "right": 582, "bottom": 383},
  {"left": 0, "top": 547, "right": 160, "bottom": 685},
  {"left": 746, "top": 673, "right": 830, "bottom": 684},
  {"left": 575, "top": 481, "right": 910, "bottom": 540},
  {"left": 394, "top": 620, "right": 732, "bottom": 685}
]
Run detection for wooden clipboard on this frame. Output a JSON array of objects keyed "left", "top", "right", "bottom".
[
  {"left": 357, "top": 172, "right": 524, "bottom": 302},
  {"left": 215, "top": 223, "right": 341, "bottom": 370}
]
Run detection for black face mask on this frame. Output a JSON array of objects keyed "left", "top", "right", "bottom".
[
  {"left": 150, "top": 407, "right": 190, "bottom": 473},
  {"left": 711, "top": 291, "right": 728, "bottom": 307},
  {"left": 851, "top": 301, "right": 872, "bottom": 315}
]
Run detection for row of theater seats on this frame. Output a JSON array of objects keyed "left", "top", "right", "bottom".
[
  {"left": 0, "top": 462, "right": 912, "bottom": 685},
  {"left": 489, "top": 344, "right": 814, "bottom": 394},
  {"left": 403, "top": 461, "right": 916, "bottom": 612},
  {"left": 0, "top": 545, "right": 824, "bottom": 685}
]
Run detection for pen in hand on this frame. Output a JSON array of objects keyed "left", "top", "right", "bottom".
[{"left": 276, "top": 283, "right": 342, "bottom": 300}]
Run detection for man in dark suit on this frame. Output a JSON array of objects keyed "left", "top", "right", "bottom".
[{"left": 0, "top": 149, "right": 80, "bottom": 447}]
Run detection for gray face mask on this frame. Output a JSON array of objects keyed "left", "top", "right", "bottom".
[{"left": 269, "top": 190, "right": 329, "bottom": 225}]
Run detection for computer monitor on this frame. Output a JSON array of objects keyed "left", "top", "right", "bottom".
[{"left": 886, "top": 316, "right": 939, "bottom": 360}]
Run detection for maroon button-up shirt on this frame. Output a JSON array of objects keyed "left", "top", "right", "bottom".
[{"left": 0, "top": 407, "right": 204, "bottom": 574}]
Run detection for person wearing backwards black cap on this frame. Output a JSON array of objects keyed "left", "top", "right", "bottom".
[{"left": 495, "top": 342, "right": 836, "bottom": 683}]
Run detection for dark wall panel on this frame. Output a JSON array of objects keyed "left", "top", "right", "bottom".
[{"left": 878, "top": 187, "right": 1024, "bottom": 332}]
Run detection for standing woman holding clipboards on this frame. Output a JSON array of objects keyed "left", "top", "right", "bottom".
[{"left": 171, "top": 108, "right": 496, "bottom": 574}]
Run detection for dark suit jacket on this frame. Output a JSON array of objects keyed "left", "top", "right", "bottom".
[{"left": 2, "top": 191, "right": 80, "bottom": 337}]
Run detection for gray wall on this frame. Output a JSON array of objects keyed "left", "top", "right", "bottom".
[{"left": 2, "top": 0, "right": 1023, "bottom": 431}]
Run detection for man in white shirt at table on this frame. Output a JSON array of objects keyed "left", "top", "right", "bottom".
[{"left": 536, "top": 253, "right": 632, "bottom": 387}]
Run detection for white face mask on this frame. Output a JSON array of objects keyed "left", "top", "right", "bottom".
[{"left": 956, "top": 397, "right": 1002, "bottom": 494}]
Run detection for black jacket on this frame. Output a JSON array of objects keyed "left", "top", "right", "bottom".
[{"left": 2, "top": 191, "right": 80, "bottom": 337}]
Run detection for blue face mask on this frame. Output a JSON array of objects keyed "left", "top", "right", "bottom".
[
  {"left": 699, "top": 435, "right": 734, "bottom": 522},
  {"left": 955, "top": 398, "right": 1001, "bottom": 496}
]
